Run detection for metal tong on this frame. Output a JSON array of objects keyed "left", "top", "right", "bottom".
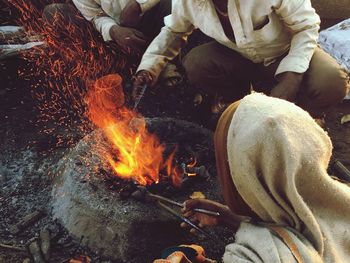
[
  {"left": 147, "top": 192, "right": 220, "bottom": 217},
  {"left": 157, "top": 201, "right": 214, "bottom": 239}
]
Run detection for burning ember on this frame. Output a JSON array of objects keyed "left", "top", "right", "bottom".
[{"left": 85, "top": 74, "right": 182, "bottom": 186}]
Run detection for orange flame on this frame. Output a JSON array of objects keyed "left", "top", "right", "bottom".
[{"left": 86, "top": 74, "right": 181, "bottom": 186}]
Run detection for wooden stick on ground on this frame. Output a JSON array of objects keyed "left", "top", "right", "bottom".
[
  {"left": 9, "top": 209, "right": 46, "bottom": 235},
  {"left": 0, "top": 243, "right": 26, "bottom": 252}
]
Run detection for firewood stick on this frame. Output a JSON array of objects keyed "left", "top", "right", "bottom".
[
  {"left": 0, "top": 42, "right": 45, "bottom": 61},
  {"left": 0, "top": 243, "right": 26, "bottom": 252},
  {"left": 28, "top": 241, "right": 46, "bottom": 263},
  {"left": 9, "top": 209, "right": 46, "bottom": 234},
  {"left": 40, "top": 229, "right": 51, "bottom": 261}
]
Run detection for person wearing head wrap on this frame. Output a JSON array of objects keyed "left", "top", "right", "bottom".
[{"left": 183, "top": 93, "right": 350, "bottom": 262}]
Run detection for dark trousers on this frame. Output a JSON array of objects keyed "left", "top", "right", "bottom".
[{"left": 183, "top": 41, "right": 350, "bottom": 118}]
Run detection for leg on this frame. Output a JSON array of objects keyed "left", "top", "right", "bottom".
[
  {"left": 183, "top": 41, "right": 254, "bottom": 103},
  {"left": 299, "top": 47, "right": 350, "bottom": 117},
  {"left": 43, "top": 3, "right": 83, "bottom": 26},
  {"left": 42, "top": 3, "right": 88, "bottom": 40},
  {"left": 138, "top": 0, "right": 172, "bottom": 39}
]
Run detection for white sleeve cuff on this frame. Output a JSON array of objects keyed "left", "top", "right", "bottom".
[
  {"left": 93, "top": 16, "right": 118, "bottom": 42},
  {"left": 275, "top": 54, "right": 311, "bottom": 77}
]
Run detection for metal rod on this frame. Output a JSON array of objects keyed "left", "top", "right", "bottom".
[
  {"left": 332, "top": 160, "right": 350, "bottom": 183},
  {"left": 157, "top": 201, "right": 214, "bottom": 239},
  {"left": 148, "top": 193, "right": 220, "bottom": 217},
  {"left": 133, "top": 84, "right": 147, "bottom": 110}
]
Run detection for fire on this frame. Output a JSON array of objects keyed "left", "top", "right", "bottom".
[
  {"left": 7, "top": 1, "right": 182, "bottom": 186},
  {"left": 86, "top": 74, "right": 181, "bottom": 186}
]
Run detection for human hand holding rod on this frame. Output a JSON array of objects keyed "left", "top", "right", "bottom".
[
  {"left": 182, "top": 199, "right": 251, "bottom": 234},
  {"left": 131, "top": 70, "right": 153, "bottom": 109},
  {"left": 133, "top": 186, "right": 220, "bottom": 217},
  {"left": 148, "top": 192, "right": 220, "bottom": 217},
  {"left": 157, "top": 201, "right": 214, "bottom": 239}
]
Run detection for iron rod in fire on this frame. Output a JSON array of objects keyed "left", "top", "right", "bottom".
[{"left": 133, "top": 84, "right": 147, "bottom": 110}]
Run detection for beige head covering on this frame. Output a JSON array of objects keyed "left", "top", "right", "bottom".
[{"left": 225, "top": 93, "right": 350, "bottom": 261}]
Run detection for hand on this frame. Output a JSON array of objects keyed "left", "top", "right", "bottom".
[
  {"left": 120, "top": 0, "right": 143, "bottom": 28},
  {"left": 181, "top": 199, "right": 250, "bottom": 234},
  {"left": 270, "top": 72, "right": 304, "bottom": 102},
  {"left": 109, "top": 25, "right": 148, "bottom": 54},
  {"left": 181, "top": 199, "right": 227, "bottom": 234},
  {"left": 131, "top": 70, "right": 153, "bottom": 102}
]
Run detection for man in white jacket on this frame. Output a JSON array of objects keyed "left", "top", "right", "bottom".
[
  {"left": 43, "top": 0, "right": 171, "bottom": 54},
  {"left": 132, "top": 0, "right": 349, "bottom": 118}
]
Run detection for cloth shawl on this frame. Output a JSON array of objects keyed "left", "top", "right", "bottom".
[{"left": 215, "top": 93, "right": 350, "bottom": 262}]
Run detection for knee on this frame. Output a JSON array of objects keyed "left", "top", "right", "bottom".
[
  {"left": 42, "top": 3, "right": 73, "bottom": 23},
  {"left": 306, "top": 66, "right": 350, "bottom": 106},
  {"left": 183, "top": 46, "right": 209, "bottom": 85},
  {"left": 321, "top": 68, "right": 349, "bottom": 104}
]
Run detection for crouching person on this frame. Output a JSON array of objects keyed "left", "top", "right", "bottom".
[
  {"left": 132, "top": 0, "right": 349, "bottom": 121},
  {"left": 42, "top": 0, "right": 171, "bottom": 55},
  {"left": 179, "top": 93, "right": 350, "bottom": 262}
]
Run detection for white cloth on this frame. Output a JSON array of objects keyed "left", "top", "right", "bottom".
[
  {"left": 138, "top": 0, "right": 320, "bottom": 83},
  {"left": 224, "top": 222, "right": 322, "bottom": 263},
  {"left": 224, "top": 93, "right": 350, "bottom": 262},
  {"left": 72, "top": 0, "right": 160, "bottom": 41}
]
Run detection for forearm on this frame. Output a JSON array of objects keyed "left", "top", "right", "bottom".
[
  {"left": 137, "top": 26, "right": 191, "bottom": 84},
  {"left": 275, "top": 0, "right": 320, "bottom": 76},
  {"left": 277, "top": 71, "right": 304, "bottom": 86},
  {"left": 94, "top": 16, "right": 118, "bottom": 41},
  {"left": 218, "top": 206, "right": 245, "bottom": 232},
  {"left": 72, "top": 0, "right": 117, "bottom": 41}
]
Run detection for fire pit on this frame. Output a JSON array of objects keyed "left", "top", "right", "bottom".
[{"left": 51, "top": 117, "right": 223, "bottom": 262}]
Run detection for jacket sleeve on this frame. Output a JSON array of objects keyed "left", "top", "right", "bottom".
[
  {"left": 137, "top": 0, "right": 195, "bottom": 84},
  {"left": 72, "top": 0, "right": 117, "bottom": 41},
  {"left": 274, "top": 0, "right": 320, "bottom": 77}
]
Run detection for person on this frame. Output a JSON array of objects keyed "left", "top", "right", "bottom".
[
  {"left": 132, "top": 0, "right": 349, "bottom": 118},
  {"left": 179, "top": 93, "right": 350, "bottom": 262},
  {"left": 42, "top": 0, "right": 171, "bottom": 55}
]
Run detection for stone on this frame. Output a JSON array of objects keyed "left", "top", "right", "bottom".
[{"left": 51, "top": 118, "right": 223, "bottom": 262}]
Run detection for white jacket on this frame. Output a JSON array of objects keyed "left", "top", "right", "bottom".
[{"left": 138, "top": 0, "right": 320, "bottom": 82}]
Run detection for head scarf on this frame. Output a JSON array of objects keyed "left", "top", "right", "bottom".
[{"left": 215, "top": 93, "right": 350, "bottom": 261}]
